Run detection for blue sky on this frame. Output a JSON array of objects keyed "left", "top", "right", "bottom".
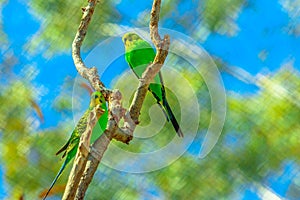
[
  {"left": 1, "top": 0, "right": 300, "bottom": 199},
  {"left": 205, "top": 0, "right": 300, "bottom": 93}
]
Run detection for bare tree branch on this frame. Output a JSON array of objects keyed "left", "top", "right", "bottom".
[
  {"left": 150, "top": 0, "right": 162, "bottom": 44},
  {"left": 62, "top": 1, "right": 117, "bottom": 199},
  {"left": 75, "top": 131, "right": 111, "bottom": 199},
  {"left": 71, "top": 0, "right": 110, "bottom": 98},
  {"left": 62, "top": 104, "right": 104, "bottom": 200},
  {"left": 62, "top": 0, "right": 169, "bottom": 199},
  {"left": 75, "top": 90, "right": 131, "bottom": 198}
]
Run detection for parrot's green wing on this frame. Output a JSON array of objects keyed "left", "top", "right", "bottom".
[
  {"left": 122, "top": 32, "right": 183, "bottom": 137},
  {"left": 43, "top": 91, "right": 108, "bottom": 200}
]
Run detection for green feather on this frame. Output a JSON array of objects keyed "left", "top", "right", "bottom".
[
  {"left": 122, "top": 32, "right": 183, "bottom": 137},
  {"left": 43, "top": 91, "right": 108, "bottom": 199}
]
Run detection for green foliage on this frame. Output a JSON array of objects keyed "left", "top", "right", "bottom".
[
  {"left": 223, "top": 67, "right": 300, "bottom": 180},
  {"left": 52, "top": 77, "right": 75, "bottom": 114},
  {"left": 23, "top": 0, "right": 246, "bottom": 58},
  {"left": 0, "top": 62, "right": 64, "bottom": 199},
  {"left": 200, "top": 0, "right": 245, "bottom": 35},
  {"left": 25, "top": 0, "right": 121, "bottom": 57},
  {"left": 2, "top": 0, "right": 300, "bottom": 199},
  {"left": 8, "top": 48, "right": 300, "bottom": 200}
]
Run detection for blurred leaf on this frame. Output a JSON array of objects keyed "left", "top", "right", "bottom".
[
  {"left": 200, "top": 0, "right": 245, "bottom": 35},
  {"left": 25, "top": 0, "right": 121, "bottom": 57},
  {"left": 30, "top": 99, "right": 45, "bottom": 123}
]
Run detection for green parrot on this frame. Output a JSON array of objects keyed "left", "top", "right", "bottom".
[
  {"left": 43, "top": 91, "right": 108, "bottom": 199},
  {"left": 122, "top": 32, "right": 183, "bottom": 137}
]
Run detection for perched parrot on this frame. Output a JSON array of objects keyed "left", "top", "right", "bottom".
[
  {"left": 122, "top": 32, "right": 183, "bottom": 137},
  {"left": 43, "top": 91, "right": 108, "bottom": 199}
]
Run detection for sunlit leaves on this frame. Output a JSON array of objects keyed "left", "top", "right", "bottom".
[
  {"left": 200, "top": 0, "right": 245, "bottom": 35},
  {"left": 225, "top": 66, "right": 300, "bottom": 181},
  {"left": 25, "top": 0, "right": 121, "bottom": 57},
  {"left": 19, "top": 0, "right": 247, "bottom": 58}
]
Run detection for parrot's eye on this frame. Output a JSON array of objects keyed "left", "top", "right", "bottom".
[
  {"left": 124, "top": 38, "right": 127, "bottom": 43},
  {"left": 94, "top": 95, "right": 99, "bottom": 99}
]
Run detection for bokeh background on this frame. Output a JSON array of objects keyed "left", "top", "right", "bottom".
[{"left": 1, "top": 0, "right": 300, "bottom": 199}]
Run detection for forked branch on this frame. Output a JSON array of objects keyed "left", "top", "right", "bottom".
[{"left": 62, "top": 0, "right": 169, "bottom": 199}]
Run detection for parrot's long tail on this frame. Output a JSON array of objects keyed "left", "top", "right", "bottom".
[
  {"left": 162, "top": 98, "right": 184, "bottom": 137},
  {"left": 43, "top": 159, "right": 68, "bottom": 200}
]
